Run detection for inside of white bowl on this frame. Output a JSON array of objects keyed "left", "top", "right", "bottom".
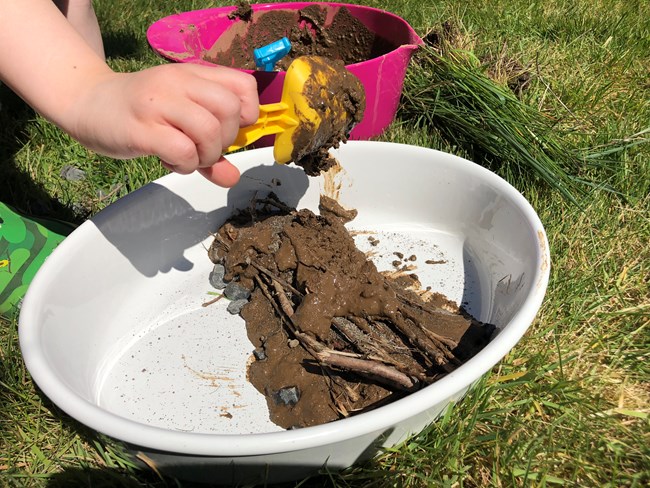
[{"left": 20, "top": 142, "right": 547, "bottom": 439}]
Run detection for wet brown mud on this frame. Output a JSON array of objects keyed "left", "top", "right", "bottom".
[
  {"left": 205, "top": 4, "right": 396, "bottom": 70},
  {"left": 208, "top": 193, "right": 494, "bottom": 429}
]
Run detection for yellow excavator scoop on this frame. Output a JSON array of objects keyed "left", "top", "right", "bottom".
[{"left": 227, "top": 55, "right": 365, "bottom": 165}]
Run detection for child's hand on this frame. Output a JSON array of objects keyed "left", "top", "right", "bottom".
[{"left": 64, "top": 63, "right": 259, "bottom": 187}]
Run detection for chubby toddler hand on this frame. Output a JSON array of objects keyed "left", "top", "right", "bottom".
[{"left": 65, "top": 63, "right": 259, "bottom": 187}]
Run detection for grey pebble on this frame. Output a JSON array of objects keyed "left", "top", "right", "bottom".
[
  {"left": 60, "top": 164, "right": 86, "bottom": 181},
  {"left": 253, "top": 348, "right": 267, "bottom": 361},
  {"left": 209, "top": 264, "right": 227, "bottom": 289},
  {"left": 224, "top": 282, "right": 251, "bottom": 301},
  {"left": 226, "top": 299, "right": 248, "bottom": 315},
  {"left": 273, "top": 386, "right": 300, "bottom": 406}
]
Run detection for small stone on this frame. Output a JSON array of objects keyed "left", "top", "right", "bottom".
[
  {"left": 253, "top": 348, "right": 267, "bottom": 361},
  {"left": 71, "top": 203, "right": 90, "bottom": 218},
  {"left": 287, "top": 339, "right": 300, "bottom": 348},
  {"left": 224, "top": 282, "right": 251, "bottom": 301},
  {"left": 226, "top": 299, "right": 248, "bottom": 315},
  {"left": 60, "top": 164, "right": 86, "bottom": 181},
  {"left": 273, "top": 386, "right": 300, "bottom": 406},
  {"left": 209, "top": 264, "right": 227, "bottom": 289}
]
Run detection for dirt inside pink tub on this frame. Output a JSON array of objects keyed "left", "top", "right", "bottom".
[{"left": 147, "top": 2, "right": 423, "bottom": 140}]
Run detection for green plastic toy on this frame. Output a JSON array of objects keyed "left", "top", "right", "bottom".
[{"left": 0, "top": 203, "right": 73, "bottom": 317}]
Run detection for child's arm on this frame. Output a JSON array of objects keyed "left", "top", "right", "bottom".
[
  {"left": 53, "top": 0, "right": 105, "bottom": 58},
  {"left": 0, "top": 0, "right": 259, "bottom": 187}
]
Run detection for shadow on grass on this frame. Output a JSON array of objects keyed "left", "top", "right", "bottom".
[
  {"left": 45, "top": 466, "right": 350, "bottom": 488},
  {"left": 103, "top": 29, "right": 146, "bottom": 61},
  {"left": 0, "top": 20, "right": 149, "bottom": 224},
  {"left": 44, "top": 457, "right": 382, "bottom": 488},
  {"left": 0, "top": 86, "right": 80, "bottom": 224}
]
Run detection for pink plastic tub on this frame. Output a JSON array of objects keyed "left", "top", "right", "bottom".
[{"left": 147, "top": 2, "right": 423, "bottom": 141}]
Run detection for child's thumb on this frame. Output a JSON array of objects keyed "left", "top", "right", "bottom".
[{"left": 197, "top": 157, "right": 241, "bottom": 188}]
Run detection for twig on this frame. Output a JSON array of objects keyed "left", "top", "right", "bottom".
[
  {"left": 96, "top": 183, "right": 124, "bottom": 203},
  {"left": 421, "top": 327, "right": 459, "bottom": 353},
  {"left": 375, "top": 313, "right": 450, "bottom": 367},
  {"left": 332, "top": 317, "right": 406, "bottom": 366},
  {"left": 311, "top": 350, "right": 417, "bottom": 392},
  {"left": 251, "top": 261, "right": 304, "bottom": 298},
  {"left": 261, "top": 279, "right": 421, "bottom": 391},
  {"left": 271, "top": 279, "right": 297, "bottom": 319},
  {"left": 201, "top": 294, "right": 223, "bottom": 307}
]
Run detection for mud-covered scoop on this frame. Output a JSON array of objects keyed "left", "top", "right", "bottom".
[{"left": 227, "top": 56, "right": 366, "bottom": 175}]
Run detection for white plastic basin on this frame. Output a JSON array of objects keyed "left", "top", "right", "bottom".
[{"left": 19, "top": 141, "right": 550, "bottom": 484}]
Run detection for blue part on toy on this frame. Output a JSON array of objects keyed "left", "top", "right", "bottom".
[{"left": 254, "top": 37, "right": 292, "bottom": 71}]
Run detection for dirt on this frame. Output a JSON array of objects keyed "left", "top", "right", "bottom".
[
  {"left": 208, "top": 192, "right": 494, "bottom": 429},
  {"left": 286, "top": 56, "right": 366, "bottom": 175},
  {"left": 207, "top": 3, "right": 371, "bottom": 175},
  {"left": 205, "top": 4, "right": 397, "bottom": 70}
]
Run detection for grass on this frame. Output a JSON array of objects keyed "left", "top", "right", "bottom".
[{"left": 1, "top": 0, "right": 649, "bottom": 486}]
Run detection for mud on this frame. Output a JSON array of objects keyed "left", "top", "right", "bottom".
[
  {"left": 205, "top": 4, "right": 396, "bottom": 70},
  {"left": 208, "top": 193, "right": 494, "bottom": 429},
  {"left": 288, "top": 56, "right": 366, "bottom": 175},
  {"left": 208, "top": 4, "right": 371, "bottom": 175}
]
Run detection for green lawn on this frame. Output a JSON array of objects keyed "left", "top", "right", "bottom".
[{"left": 1, "top": 0, "right": 648, "bottom": 486}]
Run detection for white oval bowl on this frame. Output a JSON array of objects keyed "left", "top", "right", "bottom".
[{"left": 19, "top": 141, "right": 550, "bottom": 483}]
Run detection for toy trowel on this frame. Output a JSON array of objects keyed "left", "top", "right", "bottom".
[{"left": 227, "top": 55, "right": 365, "bottom": 164}]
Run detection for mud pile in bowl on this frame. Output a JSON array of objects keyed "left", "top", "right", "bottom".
[{"left": 207, "top": 192, "right": 495, "bottom": 429}]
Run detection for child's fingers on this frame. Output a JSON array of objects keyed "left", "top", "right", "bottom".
[
  {"left": 142, "top": 125, "right": 199, "bottom": 174},
  {"left": 184, "top": 64, "right": 260, "bottom": 126},
  {"left": 178, "top": 78, "right": 248, "bottom": 166},
  {"left": 160, "top": 101, "right": 232, "bottom": 170},
  {"left": 151, "top": 126, "right": 240, "bottom": 187}
]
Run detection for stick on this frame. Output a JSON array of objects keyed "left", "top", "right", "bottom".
[
  {"left": 251, "top": 261, "right": 304, "bottom": 298},
  {"left": 313, "top": 350, "right": 417, "bottom": 392},
  {"left": 201, "top": 294, "right": 223, "bottom": 307},
  {"left": 259, "top": 277, "right": 422, "bottom": 392},
  {"left": 332, "top": 317, "right": 404, "bottom": 366},
  {"left": 271, "top": 279, "right": 297, "bottom": 319},
  {"left": 379, "top": 314, "right": 449, "bottom": 366}
]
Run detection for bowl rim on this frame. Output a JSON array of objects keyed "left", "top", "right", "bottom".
[{"left": 19, "top": 141, "right": 550, "bottom": 456}]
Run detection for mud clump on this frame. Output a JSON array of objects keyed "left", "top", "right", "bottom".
[
  {"left": 208, "top": 193, "right": 494, "bottom": 429},
  {"left": 227, "top": 0, "right": 252, "bottom": 22},
  {"left": 289, "top": 56, "right": 366, "bottom": 176}
]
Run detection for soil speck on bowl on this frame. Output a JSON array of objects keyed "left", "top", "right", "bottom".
[{"left": 208, "top": 192, "right": 495, "bottom": 429}]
